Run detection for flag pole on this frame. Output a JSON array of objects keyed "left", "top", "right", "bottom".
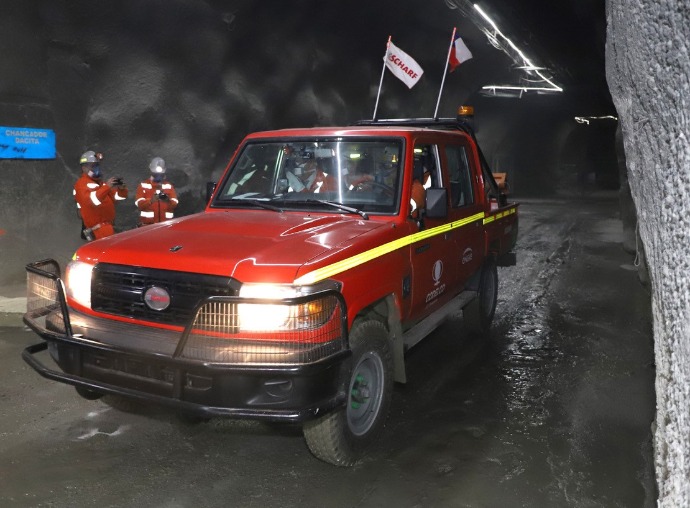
[
  {"left": 433, "top": 27, "right": 457, "bottom": 120},
  {"left": 372, "top": 35, "right": 391, "bottom": 120}
]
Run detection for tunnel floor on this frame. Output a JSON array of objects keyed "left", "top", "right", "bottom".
[{"left": 0, "top": 193, "right": 656, "bottom": 507}]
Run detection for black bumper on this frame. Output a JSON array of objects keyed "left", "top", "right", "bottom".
[
  {"left": 22, "top": 337, "right": 349, "bottom": 422},
  {"left": 22, "top": 259, "right": 350, "bottom": 423}
]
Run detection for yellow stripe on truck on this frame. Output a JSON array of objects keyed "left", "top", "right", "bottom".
[
  {"left": 294, "top": 212, "right": 485, "bottom": 285},
  {"left": 483, "top": 206, "right": 516, "bottom": 225}
]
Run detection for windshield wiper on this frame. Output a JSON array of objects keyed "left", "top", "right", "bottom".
[
  {"left": 224, "top": 198, "right": 284, "bottom": 212},
  {"left": 304, "top": 199, "right": 369, "bottom": 220}
]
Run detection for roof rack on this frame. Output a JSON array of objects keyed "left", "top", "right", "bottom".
[
  {"left": 354, "top": 116, "right": 478, "bottom": 140},
  {"left": 355, "top": 116, "right": 471, "bottom": 130}
]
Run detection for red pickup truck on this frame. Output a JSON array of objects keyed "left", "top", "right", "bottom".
[{"left": 23, "top": 108, "right": 518, "bottom": 466}]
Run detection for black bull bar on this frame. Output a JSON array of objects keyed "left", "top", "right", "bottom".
[{"left": 21, "top": 259, "right": 351, "bottom": 421}]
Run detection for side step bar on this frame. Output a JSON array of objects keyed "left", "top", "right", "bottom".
[{"left": 402, "top": 290, "right": 476, "bottom": 351}]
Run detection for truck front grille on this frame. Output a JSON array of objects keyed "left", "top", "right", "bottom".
[{"left": 91, "top": 263, "right": 240, "bottom": 327}]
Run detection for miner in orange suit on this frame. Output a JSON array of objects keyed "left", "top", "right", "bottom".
[
  {"left": 135, "top": 157, "right": 179, "bottom": 226},
  {"left": 73, "top": 150, "right": 128, "bottom": 241}
]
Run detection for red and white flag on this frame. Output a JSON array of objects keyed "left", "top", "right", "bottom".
[
  {"left": 385, "top": 41, "right": 424, "bottom": 89},
  {"left": 449, "top": 36, "right": 472, "bottom": 72}
]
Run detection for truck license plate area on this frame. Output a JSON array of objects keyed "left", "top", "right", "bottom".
[{"left": 84, "top": 350, "right": 176, "bottom": 386}]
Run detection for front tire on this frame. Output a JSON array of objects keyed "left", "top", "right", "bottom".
[
  {"left": 303, "top": 319, "right": 393, "bottom": 466},
  {"left": 463, "top": 258, "right": 498, "bottom": 335}
]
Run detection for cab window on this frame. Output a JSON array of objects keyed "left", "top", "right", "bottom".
[
  {"left": 413, "top": 144, "right": 442, "bottom": 189},
  {"left": 445, "top": 144, "right": 474, "bottom": 207}
]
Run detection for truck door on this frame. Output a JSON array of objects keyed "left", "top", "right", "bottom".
[
  {"left": 444, "top": 143, "right": 484, "bottom": 285},
  {"left": 408, "top": 143, "right": 456, "bottom": 317}
]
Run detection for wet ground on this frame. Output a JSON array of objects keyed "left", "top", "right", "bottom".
[{"left": 0, "top": 195, "right": 656, "bottom": 507}]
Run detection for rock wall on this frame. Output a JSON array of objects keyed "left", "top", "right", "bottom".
[
  {"left": 606, "top": 0, "right": 690, "bottom": 504},
  {"left": 0, "top": 0, "right": 488, "bottom": 285}
]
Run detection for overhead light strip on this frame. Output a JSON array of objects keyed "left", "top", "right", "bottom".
[
  {"left": 574, "top": 115, "right": 618, "bottom": 125},
  {"left": 473, "top": 3, "right": 563, "bottom": 93}
]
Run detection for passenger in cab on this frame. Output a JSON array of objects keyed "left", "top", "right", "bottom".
[{"left": 286, "top": 158, "right": 338, "bottom": 193}]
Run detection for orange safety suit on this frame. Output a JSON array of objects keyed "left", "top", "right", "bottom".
[
  {"left": 135, "top": 178, "right": 179, "bottom": 225},
  {"left": 286, "top": 169, "right": 339, "bottom": 193},
  {"left": 73, "top": 173, "right": 128, "bottom": 240}
]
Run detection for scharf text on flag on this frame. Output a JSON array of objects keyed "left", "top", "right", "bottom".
[
  {"left": 449, "top": 35, "right": 472, "bottom": 72},
  {"left": 384, "top": 41, "right": 424, "bottom": 89}
]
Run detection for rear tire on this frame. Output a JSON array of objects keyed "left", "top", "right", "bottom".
[
  {"left": 303, "top": 319, "right": 393, "bottom": 466},
  {"left": 463, "top": 258, "right": 498, "bottom": 335}
]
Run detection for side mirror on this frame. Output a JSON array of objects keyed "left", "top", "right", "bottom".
[
  {"left": 425, "top": 188, "right": 448, "bottom": 218},
  {"left": 206, "top": 182, "right": 217, "bottom": 204}
]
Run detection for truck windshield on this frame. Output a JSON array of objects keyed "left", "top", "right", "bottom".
[{"left": 213, "top": 139, "right": 404, "bottom": 215}]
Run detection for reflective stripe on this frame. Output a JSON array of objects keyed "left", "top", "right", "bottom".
[
  {"left": 161, "top": 183, "right": 172, "bottom": 190},
  {"left": 114, "top": 192, "right": 126, "bottom": 201},
  {"left": 135, "top": 197, "right": 145, "bottom": 205},
  {"left": 165, "top": 212, "right": 174, "bottom": 219},
  {"left": 90, "top": 191, "right": 101, "bottom": 206},
  {"left": 72, "top": 189, "right": 76, "bottom": 195},
  {"left": 171, "top": 198, "right": 179, "bottom": 204},
  {"left": 86, "top": 183, "right": 100, "bottom": 189},
  {"left": 483, "top": 206, "right": 517, "bottom": 225},
  {"left": 294, "top": 211, "right": 485, "bottom": 285},
  {"left": 140, "top": 211, "right": 155, "bottom": 218},
  {"left": 141, "top": 182, "right": 153, "bottom": 189}
]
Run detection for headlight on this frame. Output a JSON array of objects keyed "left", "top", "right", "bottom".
[
  {"left": 65, "top": 260, "right": 94, "bottom": 309},
  {"left": 237, "top": 283, "right": 337, "bottom": 332},
  {"left": 238, "top": 284, "right": 297, "bottom": 331}
]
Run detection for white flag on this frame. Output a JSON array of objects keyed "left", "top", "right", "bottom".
[
  {"left": 384, "top": 41, "right": 424, "bottom": 89},
  {"left": 449, "top": 36, "right": 473, "bottom": 72}
]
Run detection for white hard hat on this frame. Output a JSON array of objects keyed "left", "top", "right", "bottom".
[{"left": 149, "top": 157, "right": 166, "bottom": 174}]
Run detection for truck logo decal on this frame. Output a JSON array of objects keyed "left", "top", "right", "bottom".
[
  {"left": 294, "top": 210, "right": 511, "bottom": 285},
  {"left": 425, "top": 283, "right": 446, "bottom": 303},
  {"left": 432, "top": 260, "right": 443, "bottom": 285},
  {"left": 462, "top": 247, "right": 473, "bottom": 264},
  {"left": 144, "top": 286, "right": 171, "bottom": 311}
]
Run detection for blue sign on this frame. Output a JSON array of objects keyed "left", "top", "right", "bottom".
[{"left": 0, "top": 126, "right": 56, "bottom": 159}]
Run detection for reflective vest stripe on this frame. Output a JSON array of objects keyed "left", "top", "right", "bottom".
[
  {"left": 90, "top": 191, "right": 101, "bottom": 206},
  {"left": 140, "top": 211, "right": 155, "bottom": 218},
  {"left": 165, "top": 212, "right": 174, "bottom": 219}
]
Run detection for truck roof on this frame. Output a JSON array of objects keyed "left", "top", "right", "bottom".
[{"left": 243, "top": 117, "right": 476, "bottom": 140}]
